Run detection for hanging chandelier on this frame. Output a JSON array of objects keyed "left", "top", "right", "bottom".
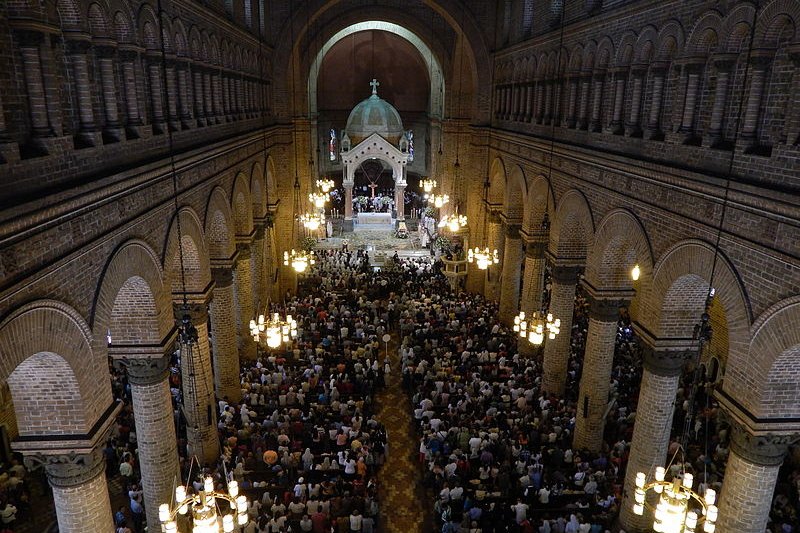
[
  {"left": 284, "top": 249, "right": 315, "bottom": 273},
  {"left": 632, "top": 468, "right": 718, "bottom": 533},
  {"left": 308, "top": 192, "right": 329, "bottom": 208},
  {"left": 428, "top": 193, "right": 449, "bottom": 208},
  {"left": 438, "top": 213, "right": 467, "bottom": 232},
  {"left": 420, "top": 178, "right": 437, "bottom": 194},
  {"left": 159, "top": 477, "right": 249, "bottom": 533},
  {"left": 513, "top": 310, "right": 561, "bottom": 345},
  {"left": 316, "top": 178, "right": 334, "bottom": 193},
  {"left": 467, "top": 247, "right": 499, "bottom": 270},
  {"left": 250, "top": 312, "right": 298, "bottom": 349},
  {"left": 299, "top": 212, "right": 325, "bottom": 231}
]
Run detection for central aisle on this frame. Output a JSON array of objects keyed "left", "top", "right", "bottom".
[{"left": 374, "top": 335, "right": 433, "bottom": 532}]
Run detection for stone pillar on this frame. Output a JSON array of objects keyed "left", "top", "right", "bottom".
[
  {"left": 494, "top": 86, "right": 502, "bottom": 118},
  {"left": 716, "top": 422, "right": 798, "bottom": 533},
  {"left": 608, "top": 68, "right": 627, "bottom": 135},
  {"left": 565, "top": 75, "right": 578, "bottom": 128},
  {"left": 619, "top": 347, "right": 690, "bottom": 532},
  {"left": 511, "top": 84, "right": 520, "bottom": 121},
  {"left": 236, "top": 76, "right": 244, "bottom": 119},
  {"left": 589, "top": 72, "right": 605, "bottom": 132},
  {"left": 213, "top": 69, "right": 224, "bottom": 121},
  {"left": 95, "top": 46, "right": 123, "bottom": 141},
  {"left": 147, "top": 57, "right": 166, "bottom": 134},
  {"left": 677, "top": 61, "right": 703, "bottom": 141},
  {"left": 524, "top": 83, "right": 534, "bottom": 122},
  {"left": 484, "top": 213, "right": 504, "bottom": 301},
  {"left": 177, "top": 303, "right": 220, "bottom": 464},
  {"left": 395, "top": 184, "right": 406, "bottom": 220},
  {"left": 211, "top": 267, "right": 242, "bottom": 403},
  {"left": 203, "top": 71, "right": 215, "bottom": 124},
  {"left": 126, "top": 354, "right": 180, "bottom": 533},
  {"left": 740, "top": 52, "right": 772, "bottom": 149},
  {"left": 343, "top": 182, "right": 354, "bottom": 231},
  {"left": 625, "top": 65, "right": 645, "bottom": 137},
  {"left": 498, "top": 223, "right": 523, "bottom": 325},
  {"left": 706, "top": 55, "right": 735, "bottom": 146},
  {"left": 234, "top": 243, "right": 257, "bottom": 359},
  {"left": 193, "top": 67, "right": 206, "bottom": 126},
  {"left": 18, "top": 31, "right": 55, "bottom": 137},
  {"left": 573, "top": 293, "right": 627, "bottom": 452},
  {"left": 223, "top": 74, "right": 232, "bottom": 120},
  {"left": 0, "top": 91, "right": 18, "bottom": 163},
  {"left": 784, "top": 45, "right": 800, "bottom": 145},
  {"left": 120, "top": 51, "right": 143, "bottom": 135},
  {"left": 541, "top": 265, "right": 580, "bottom": 396},
  {"left": 543, "top": 80, "right": 554, "bottom": 125},
  {"left": 535, "top": 80, "right": 545, "bottom": 123},
  {"left": 645, "top": 63, "right": 668, "bottom": 140},
  {"left": 25, "top": 449, "right": 114, "bottom": 533}
]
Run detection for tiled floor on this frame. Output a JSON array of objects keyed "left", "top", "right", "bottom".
[{"left": 375, "top": 337, "right": 435, "bottom": 532}]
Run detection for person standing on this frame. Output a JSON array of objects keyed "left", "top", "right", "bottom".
[{"left": 128, "top": 483, "right": 145, "bottom": 533}]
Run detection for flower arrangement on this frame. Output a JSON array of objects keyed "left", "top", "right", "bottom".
[
  {"left": 433, "top": 235, "right": 451, "bottom": 252},
  {"left": 300, "top": 236, "right": 318, "bottom": 251}
]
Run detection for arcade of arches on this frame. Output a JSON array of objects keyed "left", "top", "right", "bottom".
[{"left": 0, "top": 0, "right": 798, "bottom": 532}]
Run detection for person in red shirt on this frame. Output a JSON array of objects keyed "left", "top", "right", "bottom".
[{"left": 310, "top": 510, "right": 328, "bottom": 533}]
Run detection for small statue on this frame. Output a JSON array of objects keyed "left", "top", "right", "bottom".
[{"left": 329, "top": 129, "right": 337, "bottom": 161}]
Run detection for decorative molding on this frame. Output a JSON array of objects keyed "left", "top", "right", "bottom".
[
  {"left": 120, "top": 354, "right": 171, "bottom": 386},
  {"left": 25, "top": 448, "right": 106, "bottom": 488},
  {"left": 729, "top": 420, "right": 800, "bottom": 467}
]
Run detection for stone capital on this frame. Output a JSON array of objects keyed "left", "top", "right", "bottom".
[
  {"left": 253, "top": 225, "right": 266, "bottom": 240},
  {"left": 525, "top": 240, "right": 548, "bottom": 259},
  {"left": 729, "top": 420, "right": 800, "bottom": 467},
  {"left": 550, "top": 264, "right": 582, "bottom": 285},
  {"left": 121, "top": 354, "right": 172, "bottom": 386},
  {"left": 211, "top": 267, "right": 234, "bottom": 287},
  {"left": 236, "top": 242, "right": 252, "bottom": 260},
  {"left": 503, "top": 223, "right": 521, "bottom": 239},
  {"left": 64, "top": 37, "right": 92, "bottom": 55},
  {"left": 641, "top": 346, "right": 695, "bottom": 377},
  {"left": 583, "top": 287, "right": 631, "bottom": 322},
  {"left": 712, "top": 53, "right": 738, "bottom": 71},
  {"left": 25, "top": 448, "right": 106, "bottom": 488}
]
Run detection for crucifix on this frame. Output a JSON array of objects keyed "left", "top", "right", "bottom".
[
  {"left": 368, "top": 182, "right": 378, "bottom": 198},
  {"left": 370, "top": 78, "right": 380, "bottom": 95}
]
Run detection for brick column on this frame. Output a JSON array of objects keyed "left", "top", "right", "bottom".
[
  {"left": 95, "top": 45, "right": 123, "bottom": 141},
  {"left": 251, "top": 226, "right": 266, "bottom": 311},
  {"left": 524, "top": 83, "right": 534, "bottom": 122},
  {"left": 193, "top": 65, "right": 206, "bottom": 126},
  {"left": 177, "top": 303, "right": 220, "bottom": 464},
  {"left": 619, "top": 347, "right": 691, "bottom": 532},
  {"left": 645, "top": 62, "right": 668, "bottom": 140},
  {"left": 706, "top": 55, "right": 736, "bottom": 146},
  {"left": 66, "top": 40, "right": 101, "bottom": 146},
  {"left": 127, "top": 354, "right": 180, "bottom": 532},
  {"left": 541, "top": 265, "right": 580, "bottom": 396},
  {"left": 498, "top": 223, "right": 523, "bottom": 325},
  {"left": 223, "top": 74, "right": 233, "bottom": 120},
  {"left": 236, "top": 76, "right": 244, "bottom": 119},
  {"left": 608, "top": 68, "right": 627, "bottom": 135},
  {"left": 26, "top": 449, "right": 115, "bottom": 533},
  {"left": 543, "top": 80, "right": 554, "bottom": 125},
  {"left": 484, "top": 213, "right": 504, "bottom": 302},
  {"left": 17, "top": 31, "right": 55, "bottom": 138},
  {"left": 235, "top": 243, "right": 257, "bottom": 359},
  {"left": 0, "top": 90, "right": 18, "bottom": 163},
  {"left": 565, "top": 74, "right": 578, "bottom": 128},
  {"left": 510, "top": 84, "right": 520, "bottom": 121},
  {"left": 784, "top": 45, "right": 800, "bottom": 145},
  {"left": 518, "top": 240, "right": 546, "bottom": 357},
  {"left": 119, "top": 51, "right": 144, "bottom": 136},
  {"left": 716, "top": 422, "right": 799, "bottom": 533},
  {"left": 625, "top": 65, "right": 645, "bottom": 137},
  {"left": 165, "top": 59, "right": 180, "bottom": 131},
  {"left": 494, "top": 86, "right": 502, "bottom": 118},
  {"left": 146, "top": 57, "right": 166, "bottom": 134},
  {"left": 213, "top": 69, "right": 224, "bottom": 121},
  {"left": 204, "top": 70, "right": 215, "bottom": 124},
  {"left": 577, "top": 73, "right": 591, "bottom": 129},
  {"left": 740, "top": 52, "right": 772, "bottom": 149},
  {"left": 676, "top": 60, "right": 703, "bottom": 141},
  {"left": 395, "top": 184, "right": 406, "bottom": 220},
  {"left": 573, "top": 292, "right": 628, "bottom": 452},
  {"left": 589, "top": 71, "right": 605, "bottom": 132},
  {"left": 211, "top": 268, "right": 242, "bottom": 403}
]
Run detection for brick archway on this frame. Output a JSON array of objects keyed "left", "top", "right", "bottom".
[
  {"left": 549, "top": 189, "right": 594, "bottom": 262},
  {"left": 503, "top": 164, "right": 527, "bottom": 222},
  {"left": 522, "top": 174, "right": 554, "bottom": 236},
  {"left": 488, "top": 156, "right": 506, "bottom": 206},
  {"left": 250, "top": 161, "right": 267, "bottom": 219},
  {"left": 204, "top": 187, "right": 236, "bottom": 261},
  {"left": 584, "top": 209, "right": 654, "bottom": 291},
  {"left": 231, "top": 172, "right": 254, "bottom": 237},
  {"left": 164, "top": 207, "right": 212, "bottom": 295}
]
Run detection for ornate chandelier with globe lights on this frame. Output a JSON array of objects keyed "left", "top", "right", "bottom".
[
  {"left": 299, "top": 212, "right": 325, "bottom": 231},
  {"left": 159, "top": 476, "right": 249, "bottom": 533},
  {"left": 249, "top": 312, "right": 298, "bottom": 349},
  {"left": 308, "top": 192, "right": 329, "bottom": 208},
  {"left": 467, "top": 247, "right": 499, "bottom": 270},
  {"left": 420, "top": 178, "right": 437, "bottom": 195},
  {"left": 513, "top": 310, "right": 561, "bottom": 345},
  {"left": 283, "top": 249, "right": 315, "bottom": 273},
  {"left": 632, "top": 468, "right": 718, "bottom": 533},
  {"left": 316, "top": 178, "right": 334, "bottom": 193},
  {"left": 438, "top": 213, "right": 467, "bottom": 232}
]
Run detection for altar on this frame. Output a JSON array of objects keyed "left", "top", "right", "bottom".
[{"left": 357, "top": 212, "right": 393, "bottom": 225}]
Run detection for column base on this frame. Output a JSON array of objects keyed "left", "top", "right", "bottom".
[{"left": 74, "top": 130, "right": 103, "bottom": 149}]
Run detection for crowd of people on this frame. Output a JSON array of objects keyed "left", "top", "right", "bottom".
[{"left": 12, "top": 248, "right": 798, "bottom": 533}]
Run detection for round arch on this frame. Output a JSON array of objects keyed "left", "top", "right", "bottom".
[{"left": 308, "top": 21, "right": 445, "bottom": 118}]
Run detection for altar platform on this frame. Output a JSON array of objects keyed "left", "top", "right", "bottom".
[{"left": 355, "top": 212, "right": 393, "bottom": 225}]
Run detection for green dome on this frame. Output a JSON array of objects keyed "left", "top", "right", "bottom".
[{"left": 345, "top": 89, "right": 404, "bottom": 145}]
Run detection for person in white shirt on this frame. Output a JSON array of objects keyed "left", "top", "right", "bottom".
[{"left": 511, "top": 498, "right": 529, "bottom": 525}]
